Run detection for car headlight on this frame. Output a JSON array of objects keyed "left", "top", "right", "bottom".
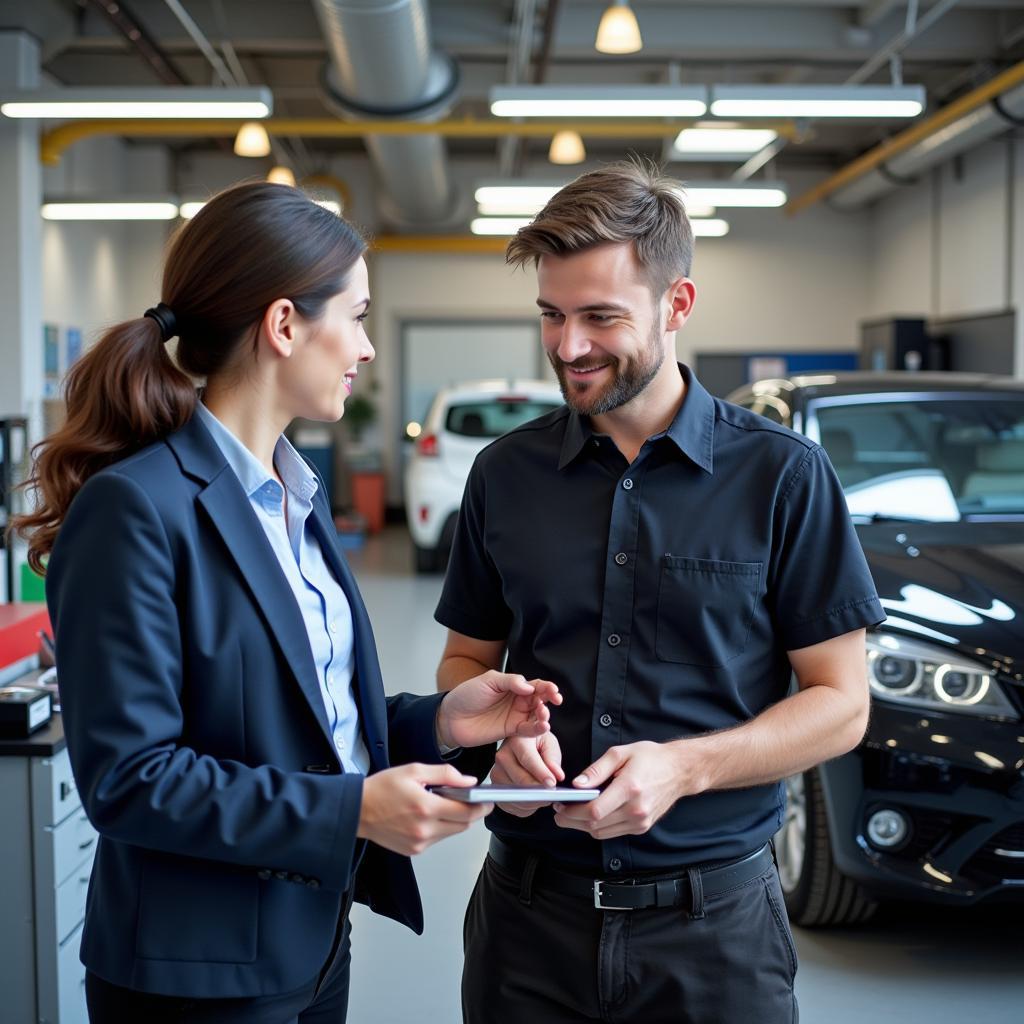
[{"left": 867, "top": 634, "right": 1019, "bottom": 720}]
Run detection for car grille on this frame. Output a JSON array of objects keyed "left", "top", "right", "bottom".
[{"left": 963, "top": 822, "right": 1024, "bottom": 883}]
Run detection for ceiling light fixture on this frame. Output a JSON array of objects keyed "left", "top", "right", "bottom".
[
  {"left": 676, "top": 182, "right": 788, "bottom": 207},
  {"left": 42, "top": 199, "right": 180, "bottom": 221},
  {"left": 549, "top": 130, "right": 586, "bottom": 165},
  {"left": 267, "top": 165, "right": 296, "bottom": 186},
  {"left": 671, "top": 127, "right": 779, "bottom": 159},
  {"left": 691, "top": 218, "right": 730, "bottom": 237},
  {"left": 490, "top": 85, "right": 708, "bottom": 118},
  {"left": 709, "top": 84, "right": 925, "bottom": 119},
  {"left": 471, "top": 217, "right": 534, "bottom": 236},
  {"left": 234, "top": 122, "right": 271, "bottom": 157},
  {"left": 1, "top": 86, "right": 272, "bottom": 119},
  {"left": 595, "top": 1, "right": 643, "bottom": 55}
]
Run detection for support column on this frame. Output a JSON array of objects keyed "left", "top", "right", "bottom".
[{"left": 0, "top": 32, "right": 42, "bottom": 599}]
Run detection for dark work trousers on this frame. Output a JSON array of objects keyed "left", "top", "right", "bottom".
[
  {"left": 85, "top": 894, "right": 353, "bottom": 1024},
  {"left": 462, "top": 852, "right": 799, "bottom": 1024}
]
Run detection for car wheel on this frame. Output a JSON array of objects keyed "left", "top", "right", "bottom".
[
  {"left": 413, "top": 542, "right": 439, "bottom": 574},
  {"left": 777, "top": 767, "right": 877, "bottom": 927}
]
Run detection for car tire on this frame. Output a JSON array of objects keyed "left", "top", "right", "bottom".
[
  {"left": 776, "top": 767, "right": 877, "bottom": 927},
  {"left": 413, "top": 542, "right": 439, "bottom": 574}
]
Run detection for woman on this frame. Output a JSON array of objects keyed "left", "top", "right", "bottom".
[{"left": 13, "top": 182, "right": 559, "bottom": 1023}]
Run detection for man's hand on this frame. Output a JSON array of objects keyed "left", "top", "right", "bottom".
[
  {"left": 553, "top": 740, "right": 709, "bottom": 840},
  {"left": 356, "top": 763, "right": 493, "bottom": 857},
  {"left": 436, "top": 670, "right": 561, "bottom": 749},
  {"left": 490, "top": 733, "right": 565, "bottom": 817}
]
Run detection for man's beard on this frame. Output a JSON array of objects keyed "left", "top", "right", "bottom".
[{"left": 549, "top": 323, "right": 665, "bottom": 417}]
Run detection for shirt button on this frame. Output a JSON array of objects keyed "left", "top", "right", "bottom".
[
  {"left": 609, "top": 858, "right": 622, "bottom": 872},
  {"left": 329, "top": 622, "right": 338, "bottom": 634},
  {"left": 335, "top": 737, "right": 346, "bottom": 751},
  {"left": 614, "top": 552, "right": 627, "bottom": 565},
  {"left": 599, "top": 713, "right": 613, "bottom": 727},
  {"left": 607, "top": 634, "right": 621, "bottom": 647},
  {"left": 622, "top": 478, "right": 633, "bottom": 490}
]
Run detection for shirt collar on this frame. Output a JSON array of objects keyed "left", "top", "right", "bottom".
[
  {"left": 194, "top": 401, "right": 319, "bottom": 507},
  {"left": 558, "top": 363, "right": 716, "bottom": 474}
]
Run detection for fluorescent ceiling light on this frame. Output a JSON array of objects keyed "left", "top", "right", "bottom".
[
  {"left": 490, "top": 85, "right": 707, "bottom": 118},
  {"left": 710, "top": 84, "right": 925, "bottom": 119},
  {"left": 477, "top": 182, "right": 720, "bottom": 218},
  {"left": 181, "top": 197, "right": 339, "bottom": 220},
  {"left": 671, "top": 127, "right": 779, "bottom": 159},
  {"left": 471, "top": 217, "right": 533, "bottom": 236},
  {"left": 595, "top": 2, "right": 643, "bottom": 55},
  {"left": 2, "top": 86, "right": 272, "bottom": 119},
  {"left": 677, "top": 182, "right": 787, "bottom": 207},
  {"left": 42, "top": 200, "right": 180, "bottom": 221},
  {"left": 691, "top": 218, "right": 730, "bottom": 237}
]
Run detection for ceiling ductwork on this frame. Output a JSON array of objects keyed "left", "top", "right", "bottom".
[
  {"left": 312, "top": 0, "right": 459, "bottom": 227},
  {"left": 831, "top": 84, "right": 1024, "bottom": 209}
]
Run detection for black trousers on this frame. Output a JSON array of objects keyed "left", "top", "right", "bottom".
[
  {"left": 85, "top": 904, "right": 353, "bottom": 1024},
  {"left": 462, "top": 850, "right": 799, "bottom": 1024}
]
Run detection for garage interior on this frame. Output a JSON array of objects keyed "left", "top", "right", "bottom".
[{"left": 1, "top": 2, "right": 1023, "bottom": 1022}]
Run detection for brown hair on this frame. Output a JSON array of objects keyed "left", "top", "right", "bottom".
[
  {"left": 505, "top": 158, "right": 694, "bottom": 295},
  {"left": 12, "top": 181, "right": 366, "bottom": 574}
]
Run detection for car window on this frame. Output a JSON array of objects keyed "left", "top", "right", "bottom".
[
  {"left": 445, "top": 400, "right": 562, "bottom": 439},
  {"left": 814, "top": 397, "right": 1024, "bottom": 520}
]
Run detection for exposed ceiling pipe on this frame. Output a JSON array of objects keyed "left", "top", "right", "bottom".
[
  {"left": 789, "top": 60, "right": 1024, "bottom": 212},
  {"left": 829, "top": 80, "right": 1024, "bottom": 208},
  {"left": 312, "top": 0, "right": 459, "bottom": 228}
]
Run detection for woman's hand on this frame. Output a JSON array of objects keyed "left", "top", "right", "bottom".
[
  {"left": 356, "top": 763, "right": 492, "bottom": 857},
  {"left": 435, "top": 670, "right": 561, "bottom": 749}
]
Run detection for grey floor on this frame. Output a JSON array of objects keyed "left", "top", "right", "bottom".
[{"left": 346, "top": 528, "right": 1023, "bottom": 1024}]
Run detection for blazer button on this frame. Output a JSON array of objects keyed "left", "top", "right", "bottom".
[
  {"left": 291, "top": 873, "right": 306, "bottom": 884},
  {"left": 274, "top": 870, "right": 289, "bottom": 881},
  {"left": 607, "top": 634, "right": 621, "bottom": 647},
  {"left": 257, "top": 869, "right": 271, "bottom": 881},
  {"left": 307, "top": 878, "right": 320, "bottom": 889}
]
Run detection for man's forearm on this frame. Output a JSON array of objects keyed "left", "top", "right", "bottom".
[
  {"left": 675, "top": 683, "right": 869, "bottom": 794},
  {"left": 437, "top": 655, "right": 493, "bottom": 692}
]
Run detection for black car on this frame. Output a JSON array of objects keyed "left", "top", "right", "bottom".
[{"left": 726, "top": 372, "right": 1024, "bottom": 926}]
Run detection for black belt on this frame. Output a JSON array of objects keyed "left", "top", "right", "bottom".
[{"left": 488, "top": 835, "right": 774, "bottom": 911}]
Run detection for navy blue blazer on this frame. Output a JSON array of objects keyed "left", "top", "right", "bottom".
[{"left": 46, "top": 412, "right": 486, "bottom": 998}]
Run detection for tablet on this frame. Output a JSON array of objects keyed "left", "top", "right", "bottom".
[{"left": 429, "top": 784, "right": 600, "bottom": 804}]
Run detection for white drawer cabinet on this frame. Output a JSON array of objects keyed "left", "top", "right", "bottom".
[{"left": 0, "top": 721, "right": 93, "bottom": 1024}]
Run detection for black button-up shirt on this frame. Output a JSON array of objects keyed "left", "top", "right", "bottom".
[{"left": 436, "top": 365, "right": 884, "bottom": 873}]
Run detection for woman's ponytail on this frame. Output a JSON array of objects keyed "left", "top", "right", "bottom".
[{"left": 12, "top": 314, "right": 196, "bottom": 574}]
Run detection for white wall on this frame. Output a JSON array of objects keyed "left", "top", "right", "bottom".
[{"left": 866, "top": 135, "right": 1022, "bottom": 335}]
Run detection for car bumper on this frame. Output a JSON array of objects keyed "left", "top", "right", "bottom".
[
  {"left": 404, "top": 461, "right": 459, "bottom": 548},
  {"left": 821, "top": 702, "right": 1024, "bottom": 906}
]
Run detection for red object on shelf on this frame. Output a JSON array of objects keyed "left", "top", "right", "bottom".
[{"left": 0, "top": 603, "right": 51, "bottom": 669}]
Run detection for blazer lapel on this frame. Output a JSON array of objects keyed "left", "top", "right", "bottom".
[
  {"left": 166, "top": 414, "right": 335, "bottom": 749},
  {"left": 307, "top": 498, "right": 390, "bottom": 768}
]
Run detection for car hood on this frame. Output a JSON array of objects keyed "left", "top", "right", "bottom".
[{"left": 857, "top": 521, "right": 1024, "bottom": 673}]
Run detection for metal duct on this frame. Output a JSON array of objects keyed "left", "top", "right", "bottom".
[
  {"left": 312, "top": 0, "right": 458, "bottom": 226},
  {"left": 831, "top": 83, "right": 1024, "bottom": 209}
]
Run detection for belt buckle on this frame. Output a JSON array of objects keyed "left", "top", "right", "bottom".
[{"left": 593, "top": 880, "right": 632, "bottom": 911}]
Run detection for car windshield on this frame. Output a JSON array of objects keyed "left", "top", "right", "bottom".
[
  {"left": 814, "top": 396, "right": 1024, "bottom": 521},
  {"left": 445, "top": 399, "right": 561, "bottom": 439}
]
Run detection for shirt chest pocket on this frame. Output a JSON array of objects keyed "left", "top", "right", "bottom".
[{"left": 656, "top": 556, "right": 763, "bottom": 666}]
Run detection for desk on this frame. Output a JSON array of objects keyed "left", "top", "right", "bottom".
[{"left": 0, "top": 715, "right": 94, "bottom": 1024}]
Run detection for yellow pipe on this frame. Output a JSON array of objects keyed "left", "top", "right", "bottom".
[
  {"left": 788, "top": 60, "right": 1024, "bottom": 215},
  {"left": 39, "top": 116, "right": 799, "bottom": 165},
  {"left": 370, "top": 235, "right": 508, "bottom": 255}
]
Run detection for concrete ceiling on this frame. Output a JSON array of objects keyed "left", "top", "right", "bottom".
[{"left": 7, "top": 1, "right": 1024, "bottom": 187}]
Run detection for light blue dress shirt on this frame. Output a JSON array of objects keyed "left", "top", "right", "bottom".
[{"left": 196, "top": 402, "right": 370, "bottom": 775}]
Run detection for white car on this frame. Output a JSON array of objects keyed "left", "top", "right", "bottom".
[{"left": 404, "top": 379, "right": 564, "bottom": 572}]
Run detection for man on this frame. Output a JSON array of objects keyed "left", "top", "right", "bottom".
[{"left": 435, "top": 160, "right": 884, "bottom": 1024}]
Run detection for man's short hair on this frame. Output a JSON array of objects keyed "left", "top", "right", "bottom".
[{"left": 505, "top": 159, "right": 695, "bottom": 296}]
